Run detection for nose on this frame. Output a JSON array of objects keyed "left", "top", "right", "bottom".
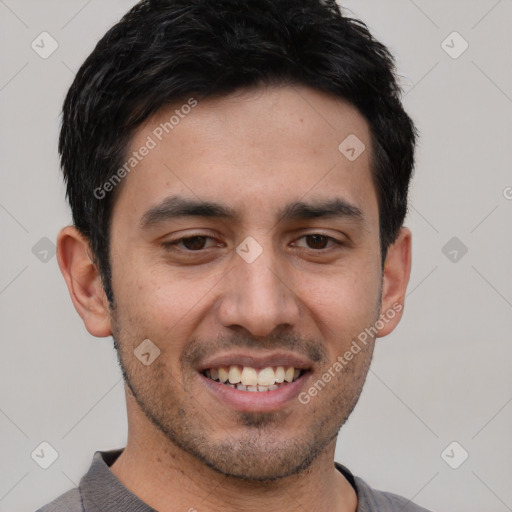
[{"left": 217, "top": 244, "right": 301, "bottom": 338}]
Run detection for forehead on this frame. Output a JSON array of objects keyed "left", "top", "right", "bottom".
[{"left": 111, "top": 84, "right": 377, "bottom": 227}]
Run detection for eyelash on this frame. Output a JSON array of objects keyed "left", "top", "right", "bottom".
[{"left": 162, "top": 233, "right": 343, "bottom": 253}]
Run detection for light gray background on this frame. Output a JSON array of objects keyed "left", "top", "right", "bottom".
[{"left": 1, "top": 1, "right": 511, "bottom": 511}]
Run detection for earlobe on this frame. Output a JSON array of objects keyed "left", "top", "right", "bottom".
[
  {"left": 376, "top": 227, "right": 412, "bottom": 338},
  {"left": 56, "top": 226, "right": 112, "bottom": 337}
]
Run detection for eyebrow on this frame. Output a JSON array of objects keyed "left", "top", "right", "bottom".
[
  {"left": 279, "top": 198, "right": 364, "bottom": 224},
  {"left": 139, "top": 194, "right": 365, "bottom": 228},
  {"left": 140, "top": 195, "right": 238, "bottom": 227}
]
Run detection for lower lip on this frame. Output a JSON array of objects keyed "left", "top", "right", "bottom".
[{"left": 199, "top": 372, "right": 311, "bottom": 412}]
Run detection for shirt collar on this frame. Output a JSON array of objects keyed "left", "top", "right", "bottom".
[
  {"left": 79, "top": 449, "right": 155, "bottom": 512},
  {"left": 80, "top": 449, "right": 361, "bottom": 511}
]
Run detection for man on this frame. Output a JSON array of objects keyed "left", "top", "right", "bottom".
[{"left": 38, "top": 0, "right": 429, "bottom": 510}]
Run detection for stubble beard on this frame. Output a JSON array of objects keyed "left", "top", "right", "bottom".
[{"left": 110, "top": 306, "right": 377, "bottom": 481}]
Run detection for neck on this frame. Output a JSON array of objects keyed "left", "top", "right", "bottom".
[{"left": 110, "top": 394, "right": 357, "bottom": 512}]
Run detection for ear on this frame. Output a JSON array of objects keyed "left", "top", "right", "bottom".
[
  {"left": 376, "top": 227, "right": 412, "bottom": 338},
  {"left": 56, "top": 226, "right": 112, "bottom": 337}
]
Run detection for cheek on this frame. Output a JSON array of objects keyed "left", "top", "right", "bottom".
[
  {"left": 297, "top": 265, "right": 381, "bottom": 336},
  {"left": 116, "top": 263, "right": 220, "bottom": 347}
]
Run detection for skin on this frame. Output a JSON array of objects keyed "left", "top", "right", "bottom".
[{"left": 57, "top": 84, "right": 411, "bottom": 512}]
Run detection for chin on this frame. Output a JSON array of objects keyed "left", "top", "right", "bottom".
[{"left": 182, "top": 429, "right": 330, "bottom": 482}]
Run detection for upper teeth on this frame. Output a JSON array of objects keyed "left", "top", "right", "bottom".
[{"left": 206, "top": 365, "right": 301, "bottom": 387}]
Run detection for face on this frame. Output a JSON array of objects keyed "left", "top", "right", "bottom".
[{"left": 107, "top": 85, "right": 386, "bottom": 480}]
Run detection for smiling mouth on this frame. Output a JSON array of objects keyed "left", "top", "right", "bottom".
[{"left": 202, "top": 365, "right": 306, "bottom": 392}]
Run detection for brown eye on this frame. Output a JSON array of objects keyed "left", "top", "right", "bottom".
[
  {"left": 180, "top": 236, "right": 208, "bottom": 250},
  {"left": 305, "top": 234, "right": 330, "bottom": 249},
  {"left": 162, "top": 234, "right": 221, "bottom": 254}
]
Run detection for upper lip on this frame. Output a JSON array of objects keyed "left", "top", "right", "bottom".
[{"left": 197, "top": 351, "right": 313, "bottom": 372}]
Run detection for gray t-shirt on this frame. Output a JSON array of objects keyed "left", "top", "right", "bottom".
[{"left": 36, "top": 449, "right": 432, "bottom": 511}]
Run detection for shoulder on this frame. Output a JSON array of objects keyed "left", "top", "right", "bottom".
[
  {"left": 353, "top": 475, "right": 432, "bottom": 512},
  {"left": 35, "top": 487, "right": 83, "bottom": 512}
]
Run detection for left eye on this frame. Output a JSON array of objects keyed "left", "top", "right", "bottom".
[
  {"left": 165, "top": 236, "right": 217, "bottom": 251},
  {"left": 294, "top": 234, "right": 340, "bottom": 250}
]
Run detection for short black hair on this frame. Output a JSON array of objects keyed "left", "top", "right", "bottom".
[{"left": 59, "top": 0, "right": 417, "bottom": 305}]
